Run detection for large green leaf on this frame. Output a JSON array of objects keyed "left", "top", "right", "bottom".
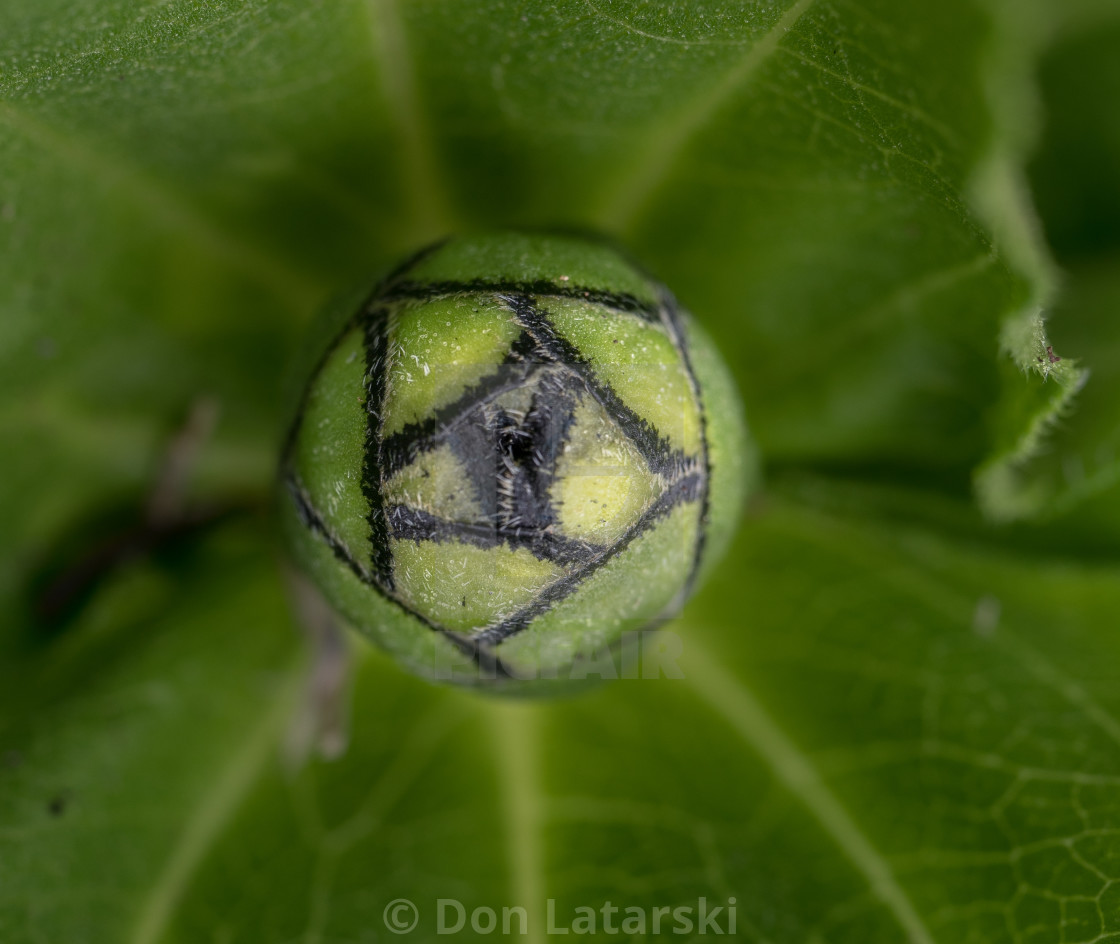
[
  {"left": 7, "top": 499, "right": 1120, "bottom": 943},
  {"left": 3, "top": 0, "right": 1120, "bottom": 941},
  {"left": 0, "top": 0, "right": 1056, "bottom": 565},
  {"left": 1002, "top": 18, "right": 1120, "bottom": 543}
]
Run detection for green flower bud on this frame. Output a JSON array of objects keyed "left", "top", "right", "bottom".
[{"left": 281, "top": 233, "right": 754, "bottom": 688}]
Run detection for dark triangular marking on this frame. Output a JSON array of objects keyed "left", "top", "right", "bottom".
[
  {"left": 493, "top": 368, "right": 580, "bottom": 533},
  {"left": 471, "top": 471, "right": 705, "bottom": 648},
  {"left": 286, "top": 263, "right": 714, "bottom": 681},
  {"left": 379, "top": 332, "right": 542, "bottom": 478},
  {"left": 385, "top": 504, "right": 603, "bottom": 567},
  {"left": 499, "top": 293, "right": 684, "bottom": 477}
]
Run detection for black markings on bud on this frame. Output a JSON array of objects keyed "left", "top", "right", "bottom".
[
  {"left": 504, "top": 294, "right": 684, "bottom": 477},
  {"left": 385, "top": 504, "right": 600, "bottom": 567},
  {"left": 656, "top": 288, "right": 712, "bottom": 603},
  {"left": 474, "top": 471, "right": 705, "bottom": 647},
  {"left": 360, "top": 306, "right": 396, "bottom": 591},
  {"left": 285, "top": 472, "right": 371, "bottom": 585},
  {"left": 493, "top": 368, "right": 577, "bottom": 534},
  {"left": 380, "top": 347, "right": 536, "bottom": 478},
  {"left": 384, "top": 279, "right": 662, "bottom": 323},
  {"left": 285, "top": 265, "right": 714, "bottom": 677}
]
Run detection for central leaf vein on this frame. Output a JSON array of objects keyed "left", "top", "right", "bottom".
[
  {"left": 361, "top": 0, "right": 456, "bottom": 240},
  {"left": 486, "top": 702, "right": 547, "bottom": 944},
  {"left": 684, "top": 639, "right": 936, "bottom": 944}
]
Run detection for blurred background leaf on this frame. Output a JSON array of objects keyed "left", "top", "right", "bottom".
[
  {"left": 1013, "top": 11, "right": 1120, "bottom": 543},
  {"left": 2, "top": 0, "right": 1120, "bottom": 941}
]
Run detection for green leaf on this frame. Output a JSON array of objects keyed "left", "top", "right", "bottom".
[
  {"left": 958, "top": 0, "right": 1086, "bottom": 524},
  {"left": 3, "top": 0, "right": 1119, "bottom": 940},
  {"left": 0, "top": 0, "right": 1057, "bottom": 555},
  {"left": 0, "top": 521, "right": 305, "bottom": 941},
  {"left": 8, "top": 499, "right": 1120, "bottom": 943},
  {"left": 976, "top": 9, "right": 1120, "bottom": 531}
]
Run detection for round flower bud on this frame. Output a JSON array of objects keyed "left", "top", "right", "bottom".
[{"left": 280, "top": 233, "right": 754, "bottom": 687}]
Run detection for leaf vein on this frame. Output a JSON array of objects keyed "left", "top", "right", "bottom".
[
  {"left": 130, "top": 663, "right": 304, "bottom": 944},
  {"left": 486, "top": 704, "right": 547, "bottom": 944},
  {"left": 360, "top": 0, "right": 455, "bottom": 239},
  {"left": 684, "top": 639, "right": 937, "bottom": 944},
  {"left": 597, "top": 0, "right": 819, "bottom": 232}
]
